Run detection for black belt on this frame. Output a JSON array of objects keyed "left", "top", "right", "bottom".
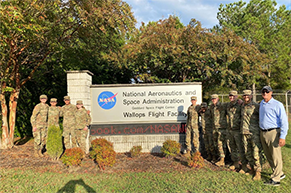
[{"left": 261, "top": 128, "right": 280, "bottom": 132}]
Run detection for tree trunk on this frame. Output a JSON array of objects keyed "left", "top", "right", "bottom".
[
  {"left": 0, "top": 93, "right": 11, "bottom": 149},
  {"left": 8, "top": 90, "right": 20, "bottom": 145}
]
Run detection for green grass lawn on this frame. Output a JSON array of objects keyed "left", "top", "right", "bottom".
[{"left": 1, "top": 130, "right": 290, "bottom": 193}]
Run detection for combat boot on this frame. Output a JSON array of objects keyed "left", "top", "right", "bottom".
[
  {"left": 38, "top": 149, "right": 44, "bottom": 157},
  {"left": 253, "top": 171, "right": 261, "bottom": 181},
  {"left": 230, "top": 161, "right": 240, "bottom": 170},
  {"left": 247, "top": 168, "right": 255, "bottom": 176},
  {"left": 34, "top": 150, "right": 39, "bottom": 157},
  {"left": 184, "top": 150, "right": 191, "bottom": 158},
  {"left": 215, "top": 157, "right": 225, "bottom": 167},
  {"left": 239, "top": 164, "right": 249, "bottom": 174}
]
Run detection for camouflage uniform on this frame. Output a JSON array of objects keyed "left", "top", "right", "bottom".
[
  {"left": 200, "top": 105, "right": 214, "bottom": 158},
  {"left": 48, "top": 106, "right": 62, "bottom": 127},
  {"left": 62, "top": 103, "right": 77, "bottom": 149},
  {"left": 75, "top": 107, "right": 91, "bottom": 153},
  {"left": 226, "top": 99, "right": 244, "bottom": 164},
  {"left": 210, "top": 101, "right": 228, "bottom": 159},
  {"left": 241, "top": 100, "right": 262, "bottom": 172},
  {"left": 186, "top": 103, "right": 200, "bottom": 153},
  {"left": 30, "top": 102, "right": 49, "bottom": 151}
]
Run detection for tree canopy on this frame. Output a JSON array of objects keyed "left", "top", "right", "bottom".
[
  {"left": 122, "top": 16, "right": 268, "bottom": 95},
  {"left": 0, "top": 0, "right": 136, "bottom": 148},
  {"left": 217, "top": 0, "right": 291, "bottom": 90}
]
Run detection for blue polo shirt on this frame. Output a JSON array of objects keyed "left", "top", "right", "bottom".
[{"left": 259, "top": 98, "right": 289, "bottom": 139}]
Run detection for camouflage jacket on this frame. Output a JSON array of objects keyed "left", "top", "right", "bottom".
[
  {"left": 75, "top": 108, "right": 91, "bottom": 129},
  {"left": 48, "top": 106, "right": 62, "bottom": 127},
  {"left": 30, "top": 103, "right": 49, "bottom": 128},
  {"left": 199, "top": 108, "right": 212, "bottom": 132},
  {"left": 226, "top": 100, "right": 242, "bottom": 131},
  {"left": 241, "top": 101, "right": 260, "bottom": 134},
  {"left": 210, "top": 102, "right": 227, "bottom": 130},
  {"left": 186, "top": 105, "right": 200, "bottom": 129},
  {"left": 61, "top": 104, "right": 77, "bottom": 127}
]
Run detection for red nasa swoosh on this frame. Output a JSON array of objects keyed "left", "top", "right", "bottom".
[{"left": 100, "top": 93, "right": 118, "bottom": 107}]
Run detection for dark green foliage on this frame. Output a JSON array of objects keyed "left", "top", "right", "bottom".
[
  {"left": 89, "top": 138, "right": 116, "bottom": 170},
  {"left": 61, "top": 147, "right": 85, "bottom": 166},
  {"left": 161, "top": 139, "right": 181, "bottom": 158},
  {"left": 46, "top": 125, "right": 63, "bottom": 160},
  {"left": 129, "top": 145, "right": 142, "bottom": 158}
]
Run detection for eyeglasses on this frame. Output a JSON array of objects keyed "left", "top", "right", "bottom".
[{"left": 262, "top": 90, "right": 270, "bottom": 93}]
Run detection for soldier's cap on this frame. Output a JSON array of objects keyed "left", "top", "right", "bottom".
[
  {"left": 201, "top": 102, "right": 207, "bottom": 108},
  {"left": 50, "top": 98, "right": 57, "bottom": 102},
  {"left": 243, "top": 90, "right": 252, "bottom": 96},
  {"left": 39, "top": 94, "right": 47, "bottom": 99},
  {"left": 211, "top": 94, "right": 218, "bottom": 99},
  {"left": 229, "top": 90, "right": 238, "bottom": 96},
  {"left": 191, "top": 96, "right": 197, "bottom": 100},
  {"left": 76, "top": 100, "right": 83, "bottom": 105},
  {"left": 64, "top": 96, "right": 70, "bottom": 100},
  {"left": 261, "top": 86, "right": 273, "bottom": 92}
]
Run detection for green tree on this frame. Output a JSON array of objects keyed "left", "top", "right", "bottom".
[
  {"left": 0, "top": 0, "right": 135, "bottom": 148},
  {"left": 217, "top": 0, "right": 291, "bottom": 90},
  {"left": 122, "top": 16, "right": 267, "bottom": 96}
]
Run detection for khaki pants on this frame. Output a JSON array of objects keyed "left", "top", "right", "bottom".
[{"left": 260, "top": 129, "right": 283, "bottom": 182}]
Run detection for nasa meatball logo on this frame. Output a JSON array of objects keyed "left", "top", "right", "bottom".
[{"left": 98, "top": 91, "right": 118, "bottom": 110}]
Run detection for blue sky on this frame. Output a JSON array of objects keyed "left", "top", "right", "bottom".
[{"left": 123, "top": 0, "right": 291, "bottom": 28}]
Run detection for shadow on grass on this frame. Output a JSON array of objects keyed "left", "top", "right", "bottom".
[
  {"left": 261, "top": 171, "right": 272, "bottom": 182},
  {"left": 57, "top": 178, "right": 96, "bottom": 193},
  {"left": 284, "top": 144, "right": 291, "bottom": 149},
  {"left": 14, "top": 136, "right": 33, "bottom": 145}
]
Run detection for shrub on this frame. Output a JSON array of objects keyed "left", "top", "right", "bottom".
[
  {"left": 161, "top": 139, "right": 181, "bottom": 158},
  {"left": 130, "top": 145, "right": 142, "bottom": 158},
  {"left": 61, "top": 147, "right": 85, "bottom": 166},
  {"left": 89, "top": 138, "right": 116, "bottom": 170},
  {"left": 188, "top": 151, "right": 205, "bottom": 168},
  {"left": 46, "top": 125, "right": 63, "bottom": 160}
]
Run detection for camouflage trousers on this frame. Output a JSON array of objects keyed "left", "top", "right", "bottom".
[
  {"left": 75, "top": 129, "right": 88, "bottom": 153},
  {"left": 63, "top": 127, "right": 77, "bottom": 150},
  {"left": 33, "top": 127, "right": 47, "bottom": 150},
  {"left": 186, "top": 126, "right": 199, "bottom": 152},
  {"left": 203, "top": 130, "right": 214, "bottom": 155},
  {"left": 228, "top": 130, "right": 245, "bottom": 162},
  {"left": 212, "top": 129, "right": 228, "bottom": 158},
  {"left": 242, "top": 133, "right": 262, "bottom": 171}
]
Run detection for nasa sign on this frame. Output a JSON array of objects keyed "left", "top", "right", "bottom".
[{"left": 90, "top": 83, "right": 202, "bottom": 135}]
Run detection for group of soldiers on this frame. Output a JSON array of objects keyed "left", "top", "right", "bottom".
[
  {"left": 185, "top": 90, "right": 263, "bottom": 181},
  {"left": 30, "top": 95, "right": 91, "bottom": 157}
]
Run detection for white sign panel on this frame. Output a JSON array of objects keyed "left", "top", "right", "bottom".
[{"left": 91, "top": 83, "right": 202, "bottom": 124}]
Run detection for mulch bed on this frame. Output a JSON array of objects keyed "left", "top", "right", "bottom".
[{"left": 0, "top": 138, "right": 229, "bottom": 174}]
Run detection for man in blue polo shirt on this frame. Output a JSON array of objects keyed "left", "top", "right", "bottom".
[{"left": 259, "top": 86, "right": 289, "bottom": 186}]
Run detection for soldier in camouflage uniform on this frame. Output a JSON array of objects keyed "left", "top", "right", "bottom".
[
  {"left": 48, "top": 98, "right": 62, "bottom": 127},
  {"left": 226, "top": 90, "right": 245, "bottom": 170},
  {"left": 240, "top": 90, "right": 262, "bottom": 180},
  {"left": 30, "top": 94, "right": 49, "bottom": 157},
  {"left": 210, "top": 94, "right": 228, "bottom": 166},
  {"left": 75, "top": 100, "right": 91, "bottom": 153},
  {"left": 62, "top": 96, "right": 77, "bottom": 149},
  {"left": 199, "top": 102, "right": 215, "bottom": 161},
  {"left": 184, "top": 96, "right": 200, "bottom": 157}
]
